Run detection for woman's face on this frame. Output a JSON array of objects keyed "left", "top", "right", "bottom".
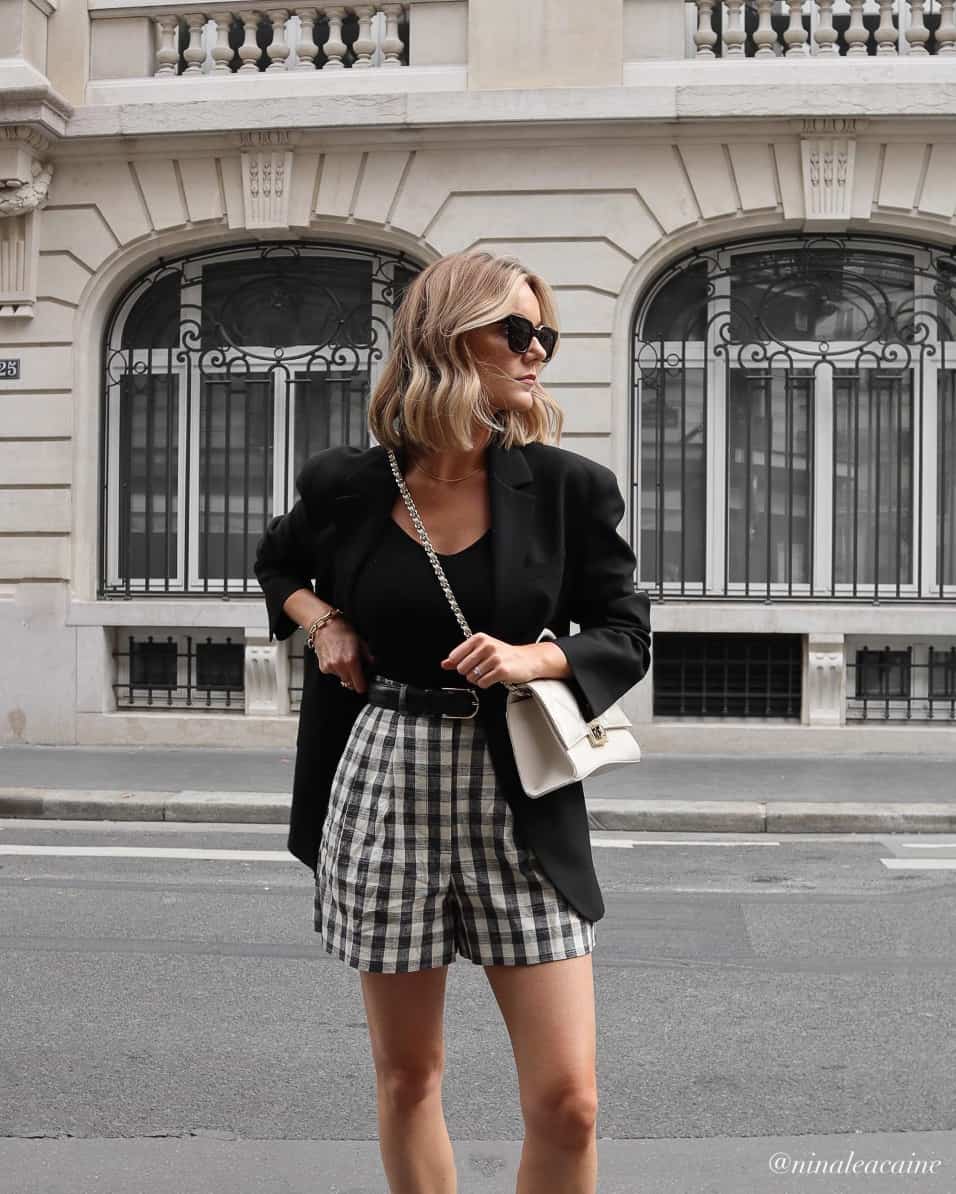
[{"left": 462, "top": 280, "right": 551, "bottom": 417}]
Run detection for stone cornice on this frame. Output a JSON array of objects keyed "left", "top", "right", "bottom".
[{"left": 67, "top": 60, "right": 956, "bottom": 142}]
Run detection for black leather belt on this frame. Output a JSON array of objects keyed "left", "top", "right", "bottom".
[{"left": 367, "top": 675, "right": 481, "bottom": 719}]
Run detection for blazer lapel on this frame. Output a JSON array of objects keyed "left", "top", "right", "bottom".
[{"left": 329, "top": 436, "right": 536, "bottom": 642}]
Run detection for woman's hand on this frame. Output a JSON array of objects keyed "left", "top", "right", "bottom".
[
  {"left": 440, "top": 633, "right": 554, "bottom": 690},
  {"left": 313, "top": 618, "right": 376, "bottom": 695}
]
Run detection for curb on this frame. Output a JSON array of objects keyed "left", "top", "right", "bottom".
[
  {"left": 0, "top": 789, "right": 289, "bottom": 824},
  {"left": 3, "top": 789, "right": 956, "bottom": 833}
]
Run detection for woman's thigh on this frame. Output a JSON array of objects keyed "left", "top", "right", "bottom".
[
  {"left": 483, "top": 954, "right": 597, "bottom": 1111},
  {"left": 360, "top": 966, "right": 452, "bottom": 1074}
]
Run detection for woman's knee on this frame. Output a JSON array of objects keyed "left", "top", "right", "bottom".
[
  {"left": 522, "top": 1081, "right": 598, "bottom": 1147},
  {"left": 376, "top": 1062, "right": 445, "bottom": 1111}
]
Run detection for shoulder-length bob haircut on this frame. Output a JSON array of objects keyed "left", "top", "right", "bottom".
[{"left": 368, "top": 250, "right": 564, "bottom": 455}]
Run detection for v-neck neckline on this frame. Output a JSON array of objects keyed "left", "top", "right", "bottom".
[{"left": 388, "top": 517, "right": 491, "bottom": 560}]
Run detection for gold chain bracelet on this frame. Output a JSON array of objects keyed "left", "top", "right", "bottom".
[{"left": 305, "top": 608, "right": 341, "bottom": 651}]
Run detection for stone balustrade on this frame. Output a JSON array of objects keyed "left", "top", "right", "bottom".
[
  {"left": 148, "top": 4, "right": 406, "bottom": 75},
  {"left": 689, "top": 0, "right": 956, "bottom": 58}
]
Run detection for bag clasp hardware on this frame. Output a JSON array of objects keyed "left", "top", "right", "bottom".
[{"left": 587, "top": 721, "right": 608, "bottom": 747}]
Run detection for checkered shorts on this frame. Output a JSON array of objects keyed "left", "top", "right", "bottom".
[{"left": 314, "top": 700, "right": 596, "bottom": 973}]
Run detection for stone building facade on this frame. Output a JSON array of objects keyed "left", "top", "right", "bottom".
[{"left": 1, "top": 0, "right": 954, "bottom": 752}]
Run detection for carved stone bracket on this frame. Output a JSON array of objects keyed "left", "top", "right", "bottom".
[
  {"left": 798, "top": 119, "right": 866, "bottom": 230},
  {"left": 244, "top": 632, "right": 291, "bottom": 716},
  {"left": 0, "top": 126, "right": 54, "bottom": 318},
  {"left": 239, "top": 130, "right": 294, "bottom": 229},
  {"left": 803, "top": 633, "right": 846, "bottom": 727}
]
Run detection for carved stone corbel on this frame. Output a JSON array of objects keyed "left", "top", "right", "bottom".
[
  {"left": 798, "top": 118, "right": 866, "bottom": 230},
  {"left": 244, "top": 631, "right": 291, "bottom": 716},
  {"left": 238, "top": 130, "right": 294, "bottom": 229},
  {"left": 0, "top": 126, "right": 54, "bottom": 318},
  {"left": 803, "top": 633, "right": 847, "bottom": 726}
]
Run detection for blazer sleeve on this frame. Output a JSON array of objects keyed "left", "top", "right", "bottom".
[
  {"left": 551, "top": 462, "right": 652, "bottom": 723},
  {"left": 253, "top": 450, "right": 340, "bottom": 643}
]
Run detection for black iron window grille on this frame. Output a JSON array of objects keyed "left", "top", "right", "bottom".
[
  {"left": 847, "top": 643, "right": 956, "bottom": 721},
  {"left": 100, "top": 240, "right": 420, "bottom": 598},
  {"left": 113, "top": 631, "right": 245, "bottom": 709},
  {"left": 854, "top": 645, "right": 911, "bottom": 699},
  {"left": 652, "top": 632, "right": 802, "bottom": 719},
  {"left": 633, "top": 234, "right": 956, "bottom": 601},
  {"left": 289, "top": 643, "right": 307, "bottom": 715}
]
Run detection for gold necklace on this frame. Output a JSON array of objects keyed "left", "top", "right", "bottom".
[{"left": 413, "top": 459, "right": 485, "bottom": 484}]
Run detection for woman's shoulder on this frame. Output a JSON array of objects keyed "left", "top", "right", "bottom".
[
  {"left": 294, "top": 443, "right": 373, "bottom": 502},
  {"left": 520, "top": 440, "right": 618, "bottom": 493}
]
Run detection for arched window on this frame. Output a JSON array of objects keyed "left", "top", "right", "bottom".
[
  {"left": 632, "top": 234, "right": 956, "bottom": 601},
  {"left": 100, "top": 242, "right": 420, "bottom": 597}
]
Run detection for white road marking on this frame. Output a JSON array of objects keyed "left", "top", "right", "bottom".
[
  {"left": 881, "top": 858, "right": 956, "bottom": 871},
  {"left": 0, "top": 845, "right": 292, "bottom": 861},
  {"left": 888, "top": 842, "right": 956, "bottom": 849},
  {"left": 0, "top": 840, "right": 784, "bottom": 860},
  {"left": 590, "top": 839, "right": 781, "bottom": 848}
]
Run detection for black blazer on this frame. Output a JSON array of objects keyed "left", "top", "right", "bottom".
[{"left": 253, "top": 435, "right": 652, "bottom": 923}]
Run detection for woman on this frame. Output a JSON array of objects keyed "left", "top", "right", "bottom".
[{"left": 254, "top": 249, "right": 651, "bottom": 1194}]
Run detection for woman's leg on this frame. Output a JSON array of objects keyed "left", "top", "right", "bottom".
[
  {"left": 360, "top": 965, "right": 456, "bottom": 1194},
  {"left": 484, "top": 953, "right": 598, "bottom": 1194}
]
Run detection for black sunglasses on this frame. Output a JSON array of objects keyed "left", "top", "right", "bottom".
[{"left": 500, "top": 314, "right": 559, "bottom": 363}]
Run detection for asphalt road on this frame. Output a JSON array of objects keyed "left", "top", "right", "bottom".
[{"left": 2, "top": 819, "right": 955, "bottom": 1193}]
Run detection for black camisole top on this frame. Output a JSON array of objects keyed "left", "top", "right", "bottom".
[{"left": 350, "top": 517, "right": 494, "bottom": 691}]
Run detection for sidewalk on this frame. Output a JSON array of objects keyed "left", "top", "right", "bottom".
[{"left": 2, "top": 744, "right": 956, "bottom": 833}]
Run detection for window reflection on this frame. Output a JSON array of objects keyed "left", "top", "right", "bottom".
[
  {"left": 198, "top": 375, "right": 274, "bottom": 583},
  {"left": 729, "top": 249, "right": 914, "bottom": 344},
  {"left": 833, "top": 370, "right": 913, "bottom": 586},
  {"left": 640, "top": 370, "right": 706, "bottom": 584},
  {"left": 727, "top": 372, "right": 812, "bottom": 585}
]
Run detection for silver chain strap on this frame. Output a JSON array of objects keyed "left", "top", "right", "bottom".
[{"left": 386, "top": 448, "right": 522, "bottom": 694}]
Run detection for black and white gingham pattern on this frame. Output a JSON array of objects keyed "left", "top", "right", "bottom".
[{"left": 315, "top": 701, "right": 596, "bottom": 973}]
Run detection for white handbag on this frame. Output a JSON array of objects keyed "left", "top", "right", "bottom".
[{"left": 386, "top": 449, "right": 642, "bottom": 798}]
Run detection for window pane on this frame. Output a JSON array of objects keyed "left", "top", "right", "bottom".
[
  {"left": 727, "top": 371, "right": 812, "bottom": 585},
  {"left": 292, "top": 372, "right": 368, "bottom": 480},
  {"left": 391, "top": 263, "right": 418, "bottom": 313},
  {"left": 730, "top": 249, "right": 914, "bottom": 343},
  {"left": 199, "top": 256, "right": 373, "bottom": 349},
  {"left": 121, "top": 272, "right": 181, "bottom": 350},
  {"left": 642, "top": 261, "right": 708, "bottom": 342},
  {"left": 196, "top": 641, "right": 244, "bottom": 690},
  {"left": 640, "top": 369, "right": 706, "bottom": 583},
  {"left": 929, "top": 647, "right": 956, "bottom": 699},
  {"left": 198, "top": 375, "right": 274, "bottom": 582},
  {"left": 129, "top": 638, "right": 177, "bottom": 688},
  {"left": 118, "top": 375, "right": 179, "bottom": 582},
  {"left": 833, "top": 370, "right": 913, "bottom": 586},
  {"left": 855, "top": 648, "right": 911, "bottom": 699}
]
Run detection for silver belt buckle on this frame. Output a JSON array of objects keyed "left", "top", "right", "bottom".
[{"left": 442, "top": 686, "right": 480, "bottom": 719}]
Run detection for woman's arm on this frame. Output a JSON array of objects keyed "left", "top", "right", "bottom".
[
  {"left": 281, "top": 588, "right": 338, "bottom": 636},
  {"left": 527, "top": 641, "right": 573, "bottom": 681},
  {"left": 254, "top": 447, "right": 359, "bottom": 642},
  {"left": 550, "top": 462, "right": 652, "bottom": 721}
]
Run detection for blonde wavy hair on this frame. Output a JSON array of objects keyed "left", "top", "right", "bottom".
[{"left": 368, "top": 250, "right": 564, "bottom": 454}]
